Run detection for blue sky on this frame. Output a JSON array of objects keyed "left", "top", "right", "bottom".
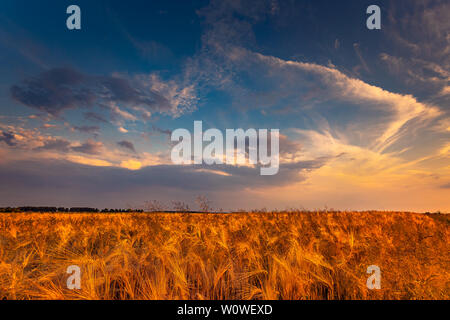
[{"left": 0, "top": 0, "right": 449, "bottom": 211}]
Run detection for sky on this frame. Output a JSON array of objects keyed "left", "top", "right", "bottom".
[{"left": 0, "top": 0, "right": 449, "bottom": 212}]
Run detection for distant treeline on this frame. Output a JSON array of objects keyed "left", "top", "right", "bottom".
[{"left": 0, "top": 207, "right": 144, "bottom": 213}]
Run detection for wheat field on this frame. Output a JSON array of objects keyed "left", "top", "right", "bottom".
[{"left": 0, "top": 211, "right": 448, "bottom": 300}]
